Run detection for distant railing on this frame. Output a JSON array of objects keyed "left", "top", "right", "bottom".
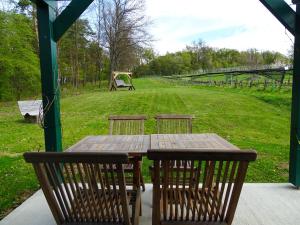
[{"left": 165, "top": 64, "right": 293, "bottom": 79}]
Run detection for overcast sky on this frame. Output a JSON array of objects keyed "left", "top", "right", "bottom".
[{"left": 145, "top": 0, "right": 294, "bottom": 55}]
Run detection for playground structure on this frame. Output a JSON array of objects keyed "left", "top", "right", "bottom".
[{"left": 110, "top": 71, "right": 135, "bottom": 91}]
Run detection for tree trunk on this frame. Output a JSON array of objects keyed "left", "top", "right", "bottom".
[{"left": 74, "top": 21, "right": 79, "bottom": 88}]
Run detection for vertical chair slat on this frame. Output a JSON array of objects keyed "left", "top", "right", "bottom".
[
  {"left": 198, "top": 160, "right": 209, "bottom": 221},
  {"left": 55, "top": 163, "right": 78, "bottom": 222},
  {"left": 225, "top": 162, "right": 249, "bottom": 225},
  {"left": 174, "top": 161, "right": 180, "bottom": 220},
  {"left": 220, "top": 161, "right": 238, "bottom": 221},
  {"left": 33, "top": 163, "right": 64, "bottom": 225},
  {"left": 90, "top": 164, "right": 105, "bottom": 220},
  {"left": 180, "top": 160, "right": 187, "bottom": 220},
  {"left": 215, "top": 160, "right": 230, "bottom": 221},
  {"left": 77, "top": 162, "right": 95, "bottom": 220},
  {"left": 109, "top": 163, "right": 122, "bottom": 221},
  {"left": 191, "top": 160, "right": 201, "bottom": 221},
  {"left": 69, "top": 162, "right": 89, "bottom": 221},
  {"left": 82, "top": 163, "right": 99, "bottom": 222},
  {"left": 95, "top": 163, "right": 110, "bottom": 220},
  {"left": 204, "top": 161, "right": 215, "bottom": 221},
  {"left": 163, "top": 160, "right": 168, "bottom": 221},
  {"left": 186, "top": 160, "right": 194, "bottom": 220},
  {"left": 116, "top": 164, "right": 131, "bottom": 225},
  {"left": 44, "top": 162, "right": 69, "bottom": 221},
  {"left": 49, "top": 162, "right": 73, "bottom": 221},
  {"left": 209, "top": 160, "right": 223, "bottom": 221},
  {"left": 63, "top": 163, "right": 82, "bottom": 222},
  {"left": 169, "top": 161, "right": 174, "bottom": 220},
  {"left": 103, "top": 163, "right": 117, "bottom": 221}
]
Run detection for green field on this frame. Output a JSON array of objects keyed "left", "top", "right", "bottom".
[{"left": 0, "top": 78, "right": 292, "bottom": 218}]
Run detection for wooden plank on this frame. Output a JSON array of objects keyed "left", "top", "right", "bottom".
[
  {"left": 150, "top": 134, "right": 239, "bottom": 151},
  {"left": 155, "top": 114, "right": 194, "bottom": 119},
  {"left": 66, "top": 135, "right": 150, "bottom": 156},
  {"left": 108, "top": 115, "right": 147, "bottom": 120}
]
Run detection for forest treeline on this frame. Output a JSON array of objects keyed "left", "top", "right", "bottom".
[
  {"left": 0, "top": 0, "right": 291, "bottom": 101},
  {"left": 134, "top": 41, "right": 291, "bottom": 76}
]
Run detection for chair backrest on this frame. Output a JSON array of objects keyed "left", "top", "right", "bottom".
[
  {"left": 148, "top": 149, "right": 257, "bottom": 225},
  {"left": 109, "top": 115, "right": 147, "bottom": 135},
  {"left": 155, "top": 114, "right": 194, "bottom": 134},
  {"left": 24, "top": 152, "right": 132, "bottom": 225}
]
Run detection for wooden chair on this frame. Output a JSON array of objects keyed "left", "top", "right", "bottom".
[
  {"left": 151, "top": 114, "right": 194, "bottom": 179},
  {"left": 24, "top": 152, "right": 141, "bottom": 225},
  {"left": 148, "top": 149, "right": 257, "bottom": 225},
  {"left": 155, "top": 114, "right": 194, "bottom": 134},
  {"left": 109, "top": 115, "right": 146, "bottom": 135},
  {"left": 109, "top": 115, "right": 147, "bottom": 192}
]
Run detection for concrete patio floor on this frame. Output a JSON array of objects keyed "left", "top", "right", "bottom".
[{"left": 1, "top": 183, "right": 300, "bottom": 225}]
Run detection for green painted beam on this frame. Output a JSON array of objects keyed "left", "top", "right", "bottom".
[
  {"left": 290, "top": 4, "right": 300, "bottom": 187},
  {"left": 36, "top": 0, "right": 62, "bottom": 152},
  {"left": 53, "top": 0, "right": 94, "bottom": 42},
  {"left": 259, "top": 0, "right": 295, "bottom": 35}
]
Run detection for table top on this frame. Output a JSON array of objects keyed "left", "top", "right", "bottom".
[
  {"left": 66, "top": 133, "right": 239, "bottom": 155},
  {"left": 66, "top": 135, "right": 150, "bottom": 156},
  {"left": 150, "top": 134, "right": 239, "bottom": 151}
]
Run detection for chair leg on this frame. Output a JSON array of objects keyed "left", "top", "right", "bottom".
[
  {"left": 140, "top": 196, "right": 142, "bottom": 216},
  {"left": 140, "top": 173, "right": 145, "bottom": 192},
  {"left": 133, "top": 189, "right": 141, "bottom": 225}
]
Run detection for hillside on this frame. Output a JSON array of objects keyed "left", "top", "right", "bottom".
[{"left": 0, "top": 78, "right": 291, "bottom": 217}]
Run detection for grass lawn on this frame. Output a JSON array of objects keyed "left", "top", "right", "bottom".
[{"left": 0, "top": 77, "right": 292, "bottom": 218}]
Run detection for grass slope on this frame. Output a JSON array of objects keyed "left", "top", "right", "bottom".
[{"left": 0, "top": 78, "right": 291, "bottom": 217}]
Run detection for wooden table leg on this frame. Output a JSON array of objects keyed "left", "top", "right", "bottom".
[{"left": 132, "top": 156, "right": 142, "bottom": 224}]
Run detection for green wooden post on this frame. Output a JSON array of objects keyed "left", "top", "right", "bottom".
[
  {"left": 36, "top": 0, "right": 62, "bottom": 152},
  {"left": 290, "top": 4, "right": 300, "bottom": 188},
  {"left": 32, "top": 0, "right": 94, "bottom": 152},
  {"left": 259, "top": 0, "right": 300, "bottom": 187}
]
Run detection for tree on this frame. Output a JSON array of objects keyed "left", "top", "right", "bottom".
[
  {"left": 58, "top": 19, "right": 93, "bottom": 87},
  {"left": 99, "top": 0, "right": 151, "bottom": 88},
  {"left": 0, "top": 11, "right": 40, "bottom": 100}
]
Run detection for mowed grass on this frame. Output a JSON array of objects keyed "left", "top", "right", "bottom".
[{"left": 0, "top": 78, "right": 291, "bottom": 217}]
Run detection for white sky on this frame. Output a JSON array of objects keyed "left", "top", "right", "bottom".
[{"left": 145, "top": 0, "right": 295, "bottom": 55}]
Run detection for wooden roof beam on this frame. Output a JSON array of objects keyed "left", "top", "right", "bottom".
[
  {"left": 53, "top": 0, "right": 94, "bottom": 41},
  {"left": 259, "top": 0, "right": 295, "bottom": 36}
]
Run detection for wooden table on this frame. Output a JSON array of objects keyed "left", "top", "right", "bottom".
[
  {"left": 67, "top": 133, "right": 238, "bottom": 154},
  {"left": 66, "top": 133, "right": 239, "bottom": 192}
]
